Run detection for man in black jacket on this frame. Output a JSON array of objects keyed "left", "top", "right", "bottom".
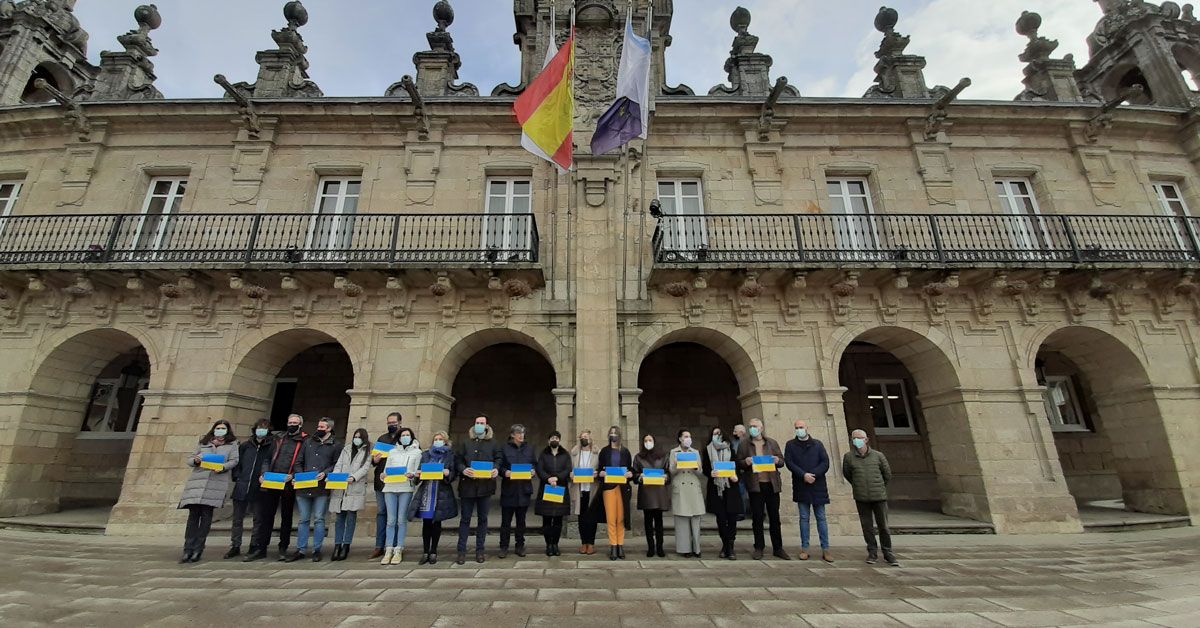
[
  {"left": 246, "top": 413, "right": 306, "bottom": 562},
  {"left": 227, "top": 418, "right": 272, "bottom": 559},
  {"left": 369, "top": 411, "right": 403, "bottom": 559},
  {"left": 498, "top": 424, "right": 536, "bottom": 558},
  {"left": 455, "top": 415, "right": 500, "bottom": 564},
  {"left": 286, "top": 417, "right": 341, "bottom": 563}
]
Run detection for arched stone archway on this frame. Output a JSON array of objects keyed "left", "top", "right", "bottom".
[
  {"left": 636, "top": 342, "right": 743, "bottom": 447},
  {"left": 1033, "top": 326, "right": 1188, "bottom": 516},
  {"left": 448, "top": 343, "right": 557, "bottom": 447},
  {"left": 0, "top": 328, "right": 153, "bottom": 517}
]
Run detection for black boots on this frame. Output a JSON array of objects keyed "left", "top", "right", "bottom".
[
  {"left": 330, "top": 544, "right": 351, "bottom": 561},
  {"left": 617, "top": 545, "right": 625, "bottom": 560},
  {"left": 223, "top": 547, "right": 241, "bottom": 559},
  {"left": 515, "top": 544, "right": 526, "bottom": 558},
  {"left": 609, "top": 546, "right": 617, "bottom": 561},
  {"left": 243, "top": 548, "right": 267, "bottom": 562}
]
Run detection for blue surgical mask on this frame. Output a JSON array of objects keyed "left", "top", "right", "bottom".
[
  {"left": 712, "top": 435, "right": 722, "bottom": 444},
  {"left": 352, "top": 437, "right": 363, "bottom": 447},
  {"left": 474, "top": 424, "right": 486, "bottom": 436},
  {"left": 749, "top": 426, "right": 761, "bottom": 438},
  {"left": 400, "top": 435, "right": 413, "bottom": 446},
  {"left": 433, "top": 439, "right": 446, "bottom": 448},
  {"left": 795, "top": 428, "right": 807, "bottom": 440},
  {"left": 255, "top": 428, "right": 269, "bottom": 439},
  {"left": 852, "top": 437, "right": 867, "bottom": 449}
]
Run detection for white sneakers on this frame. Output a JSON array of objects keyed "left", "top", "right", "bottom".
[
  {"left": 391, "top": 548, "right": 403, "bottom": 565},
  {"left": 381, "top": 547, "right": 403, "bottom": 565},
  {"left": 381, "top": 548, "right": 393, "bottom": 565}
]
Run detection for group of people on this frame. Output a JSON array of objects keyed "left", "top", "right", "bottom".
[{"left": 177, "top": 413, "right": 900, "bottom": 567}]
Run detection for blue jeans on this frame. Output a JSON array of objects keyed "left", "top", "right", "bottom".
[
  {"left": 374, "top": 490, "right": 387, "bottom": 549},
  {"left": 457, "top": 496, "right": 491, "bottom": 552},
  {"left": 295, "top": 493, "right": 329, "bottom": 554},
  {"left": 384, "top": 492, "right": 413, "bottom": 548},
  {"left": 798, "top": 502, "right": 830, "bottom": 551},
  {"left": 335, "top": 511, "right": 358, "bottom": 545}
]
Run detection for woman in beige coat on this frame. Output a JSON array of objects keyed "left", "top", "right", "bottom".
[{"left": 669, "top": 429, "right": 707, "bottom": 558}]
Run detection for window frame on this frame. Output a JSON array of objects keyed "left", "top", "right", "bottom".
[
  {"left": 305, "top": 176, "right": 362, "bottom": 254},
  {"left": 482, "top": 177, "right": 534, "bottom": 258},
  {"left": 994, "top": 177, "right": 1051, "bottom": 250},
  {"left": 864, "top": 378, "right": 917, "bottom": 436},
  {"left": 1043, "top": 375, "right": 1090, "bottom": 433},
  {"left": 131, "top": 177, "right": 188, "bottom": 255},
  {"left": 825, "top": 177, "right": 879, "bottom": 252},
  {"left": 0, "top": 180, "right": 20, "bottom": 218},
  {"left": 656, "top": 178, "right": 708, "bottom": 254}
]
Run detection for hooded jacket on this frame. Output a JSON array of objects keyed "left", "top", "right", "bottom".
[{"left": 455, "top": 424, "right": 501, "bottom": 499}]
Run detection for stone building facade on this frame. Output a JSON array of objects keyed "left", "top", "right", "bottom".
[{"left": 0, "top": 0, "right": 1198, "bottom": 537}]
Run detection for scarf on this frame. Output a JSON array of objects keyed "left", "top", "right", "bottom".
[
  {"left": 210, "top": 436, "right": 226, "bottom": 447},
  {"left": 707, "top": 440, "right": 731, "bottom": 495}
]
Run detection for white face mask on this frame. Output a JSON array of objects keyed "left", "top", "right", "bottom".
[
  {"left": 433, "top": 440, "right": 446, "bottom": 448},
  {"left": 681, "top": 437, "right": 692, "bottom": 449},
  {"left": 352, "top": 437, "right": 363, "bottom": 447},
  {"left": 644, "top": 441, "right": 654, "bottom": 451},
  {"left": 213, "top": 428, "right": 227, "bottom": 438}
]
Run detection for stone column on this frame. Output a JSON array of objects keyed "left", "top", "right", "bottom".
[
  {"left": 553, "top": 387, "right": 577, "bottom": 439},
  {"left": 618, "top": 387, "right": 641, "bottom": 443}
]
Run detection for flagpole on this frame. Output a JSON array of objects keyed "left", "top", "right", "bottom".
[
  {"left": 638, "top": 0, "right": 654, "bottom": 300},
  {"left": 621, "top": 0, "right": 634, "bottom": 300}
]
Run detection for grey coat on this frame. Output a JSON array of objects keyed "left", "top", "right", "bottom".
[
  {"left": 178, "top": 441, "right": 239, "bottom": 509},
  {"left": 328, "top": 444, "right": 372, "bottom": 513},
  {"left": 668, "top": 447, "right": 707, "bottom": 517}
]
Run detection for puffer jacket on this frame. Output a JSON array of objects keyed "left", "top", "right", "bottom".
[
  {"left": 178, "top": 440, "right": 239, "bottom": 509},
  {"left": 455, "top": 425, "right": 501, "bottom": 499},
  {"left": 294, "top": 434, "right": 341, "bottom": 498},
  {"left": 383, "top": 440, "right": 423, "bottom": 494},
  {"left": 842, "top": 447, "right": 892, "bottom": 502},
  {"left": 499, "top": 439, "right": 537, "bottom": 508},
  {"left": 328, "top": 443, "right": 372, "bottom": 513},
  {"left": 231, "top": 436, "right": 272, "bottom": 502},
  {"left": 407, "top": 446, "right": 459, "bottom": 523}
]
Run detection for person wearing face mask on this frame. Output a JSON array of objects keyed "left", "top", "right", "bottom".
[
  {"left": 370, "top": 412, "right": 403, "bottom": 560},
  {"left": 736, "top": 418, "right": 790, "bottom": 561},
  {"left": 569, "top": 429, "right": 599, "bottom": 554},
  {"left": 842, "top": 429, "right": 896, "bottom": 566},
  {"left": 455, "top": 415, "right": 501, "bottom": 564},
  {"left": 498, "top": 424, "right": 536, "bottom": 558},
  {"left": 287, "top": 418, "right": 341, "bottom": 563},
  {"left": 251, "top": 413, "right": 307, "bottom": 562},
  {"left": 381, "top": 426, "right": 422, "bottom": 565},
  {"left": 535, "top": 431, "right": 571, "bottom": 556},
  {"left": 591, "top": 425, "right": 633, "bottom": 560},
  {"left": 411, "top": 431, "right": 458, "bottom": 565},
  {"left": 704, "top": 426, "right": 743, "bottom": 560},
  {"left": 328, "top": 428, "right": 373, "bottom": 562},
  {"left": 669, "top": 429, "right": 706, "bottom": 558},
  {"left": 178, "top": 420, "right": 239, "bottom": 564},
  {"left": 784, "top": 419, "right": 832, "bottom": 563},
  {"left": 227, "top": 418, "right": 272, "bottom": 560},
  {"left": 632, "top": 433, "right": 670, "bottom": 558}
]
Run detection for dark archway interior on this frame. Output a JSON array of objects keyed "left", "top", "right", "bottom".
[
  {"left": 638, "top": 342, "right": 742, "bottom": 449},
  {"left": 449, "top": 343, "right": 556, "bottom": 447},
  {"left": 269, "top": 342, "right": 353, "bottom": 440}
]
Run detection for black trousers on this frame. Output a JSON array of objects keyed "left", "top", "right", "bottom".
[
  {"left": 642, "top": 509, "right": 664, "bottom": 549},
  {"left": 183, "top": 505, "right": 214, "bottom": 553},
  {"left": 855, "top": 500, "right": 892, "bottom": 554},
  {"left": 457, "top": 496, "right": 491, "bottom": 552},
  {"left": 252, "top": 487, "right": 297, "bottom": 552},
  {"left": 714, "top": 508, "right": 738, "bottom": 545},
  {"left": 749, "top": 484, "right": 784, "bottom": 551},
  {"left": 500, "top": 505, "right": 528, "bottom": 549},
  {"left": 542, "top": 515, "right": 563, "bottom": 546},
  {"left": 422, "top": 520, "right": 443, "bottom": 554},
  {"left": 229, "top": 498, "right": 257, "bottom": 549},
  {"left": 577, "top": 489, "right": 597, "bottom": 544}
]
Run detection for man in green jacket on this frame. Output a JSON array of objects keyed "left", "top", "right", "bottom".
[{"left": 841, "top": 429, "right": 898, "bottom": 566}]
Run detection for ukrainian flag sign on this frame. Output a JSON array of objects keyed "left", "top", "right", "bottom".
[
  {"left": 510, "top": 464, "right": 533, "bottom": 480},
  {"left": 676, "top": 451, "right": 700, "bottom": 470},
  {"left": 573, "top": 468, "right": 594, "bottom": 484},
  {"left": 470, "top": 461, "right": 494, "bottom": 475},
  {"left": 384, "top": 467, "right": 408, "bottom": 484},
  {"left": 543, "top": 485, "right": 566, "bottom": 503},
  {"left": 420, "top": 463, "right": 445, "bottom": 481},
  {"left": 262, "top": 472, "right": 288, "bottom": 490},
  {"left": 605, "top": 467, "right": 627, "bottom": 484},
  {"left": 293, "top": 471, "right": 320, "bottom": 489},
  {"left": 641, "top": 468, "right": 666, "bottom": 486},
  {"left": 371, "top": 441, "right": 395, "bottom": 458},
  {"left": 200, "top": 453, "right": 225, "bottom": 472},
  {"left": 714, "top": 461, "right": 737, "bottom": 478},
  {"left": 325, "top": 473, "right": 350, "bottom": 490},
  {"left": 752, "top": 455, "right": 777, "bottom": 473}
]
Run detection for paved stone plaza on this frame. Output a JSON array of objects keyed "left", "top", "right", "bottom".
[{"left": 1, "top": 527, "right": 1199, "bottom": 628}]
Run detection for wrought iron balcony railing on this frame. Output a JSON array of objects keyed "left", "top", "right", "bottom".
[
  {"left": 0, "top": 213, "right": 539, "bottom": 266},
  {"left": 652, "top": 213, "right": 1200, "bottom": 266}
]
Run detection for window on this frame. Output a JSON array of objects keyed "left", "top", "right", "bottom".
[
  {"left": 1153, "top": 181, "right": 1194, "bottom": 252},
  {"left": 80, "top": 373, "right": 148, "bottom": 434},
  {"left": 306, "top": 177, "right": 360, "bottom": 257},
  {"left": 131, "top": 177, "right": 187, "bottom": 256},
  {"left": 865, "top": 379, "right": 915, "bottom": 435},
  {"left": 826, "top": 178, "right": 878, "bottom": 254},
  {"left": 995, "top": 178, "right": 1051, "bottom": 250},
  {"left": 483, "top": 178, "right": 534, "bottom": 261},
  {"left": 1043, "top": 376, "right": 1088, "bottom": 432},
  {"left": 0, "top": 181, "right": 20, "bottom": 218},
  {"left": 657, "top": 179, "right": 707, "bottom": 257}
]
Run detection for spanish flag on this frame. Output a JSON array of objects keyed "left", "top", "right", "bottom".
[{"left": 514, "top": 28, "right": 576, "bottom": 172}]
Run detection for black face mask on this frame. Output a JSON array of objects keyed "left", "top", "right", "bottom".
[
  {"left": 287, "top": 425, "right": 300, "bottom": 435},
  {"left": 550, "top": 440, "right": 560, "bottom": 449},
  {"left": 315, "top": 429, "right": 327, "bottom": 439},
  {"left": 580, "top": 438, "right": 590, "bottom": 447},
  {"left": 609, "top": 435, "right": 619, "bottom": 443},
  {"left": 387, "top": 424, "right": 398, "bottom": 434}
]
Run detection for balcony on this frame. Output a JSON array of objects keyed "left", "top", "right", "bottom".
[
  {"left": 0, "top": 212, "right": 540, "bottom": 270},
  {"left": 652, "top": 213, "right": 1200, "bottom": 268}
]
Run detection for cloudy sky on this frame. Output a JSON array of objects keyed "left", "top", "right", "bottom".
[{"left": 72, "top": 0, "right": 1103, "bottom": 101}]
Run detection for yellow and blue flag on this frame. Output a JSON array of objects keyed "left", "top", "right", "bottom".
[
  {"left": 573, "top": 468, "right": 594, "bottom": 484},
  {"left": 714, "top": 461, "right": 737, "bottom": 478},
  {"left": 605, "top": 467, "right": 627, "bottom": 484},
  {"left": 262, "top": 472, "right": 288, "bottom": 490},
  {"left": 325, "top": 473, "right": 350, "bottom": 490},
  {"left": 752, "top": 456, "right": 776, "bottom": 473},
  {"left": 641, "top": 468, "right": 666, "bottom": 486},
  {"left": 420, "top": 463, "right": 445, "bottom": 481},
  {"left": 470, "top": 461, "right": 494, "bottom": 475},
  {"left": 676, "top": 451, "right": 700, "bottom": 470},
  {"left": 510, "top": 464, "right": 533, "bottom": 480},
  {"left": 371, "top": 441, "right": 395, "bottom": 458},
  {"left": 384, "top": 467, "right": 408, "bottom": 484},
  {"left": 200, "top": 453, "right": 225, "bottom": 472},
  {"left": 293, "top": 471, "right": 319, "bottom": 489},
  {"left": 543, "top": 485, "right": 566, "bottom": 503}
]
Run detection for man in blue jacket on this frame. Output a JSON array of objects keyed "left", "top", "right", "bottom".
[{"left": 783, "top": 419, "right": 832, "bottom": 563}]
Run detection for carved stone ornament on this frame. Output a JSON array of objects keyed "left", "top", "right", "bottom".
[
  {"left": 922, "top": 281, "right": 950, "bottom": 297},
  {"left": 831, "top": 281, "right": 856, "bottom": 298},
  {"left": 662, "top": 281, "right": 692, "bottom": 298},
  {"left": 738, "top": 274, "right": 764, "bottom": 298},
  {"left": 1003, "top": 279, "right": 1029, "bottom": 297},
  {"left": 242, "top": 284, "right": 268, "bottom": 300},
  {"left": 503, "top": 278, "right": 533, "bottom": 299},
  {"left": 159, "top": 283, "right": 181, "bottom": 299},
  {"left": 429, "top": 277, "right": 452, "bottom": 297}
]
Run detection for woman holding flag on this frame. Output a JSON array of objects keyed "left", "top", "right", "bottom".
[
  {"left": 668, "top": 429, "right": 706, "bottom": 558},
  {"left": 327, "top": 427, "right": 372, "bottom": 562},
  {"left": 535, "top": 430, "right": 571, "bottom": 556},
  {"left": 704, "top": 426, "right": 743, "bottom": 560},
  {"left": 178, "top": 419, "right": 239, "bottom": 564},
  {"left": 632, "top": 433, "right": 670, "bottom": 558},
  {"left": 380, "top": 426, "right": 421, "bottom": 565},
  {"left": 410, "top": 430, "right": 458, "bottom": 565}
]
